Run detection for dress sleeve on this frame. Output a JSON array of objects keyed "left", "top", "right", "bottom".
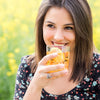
[
  {"left": 93, "top": 53, "right": 100, "bottom": 99},
  {"left": 96, "top": 61, "right": 100, "bottom": 99},
  {"left": 14, "top": 56, "right": 29, "bottom": 100}
]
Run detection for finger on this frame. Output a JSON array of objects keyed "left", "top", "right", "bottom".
[
  {"left": 38, "top": 73, "right": 52, "bottom": 80},
  {"left": 39, "top": 64, "right": 65, "bottom": 73},
  {"left": 38, "top": 69, "right": 68, "bottom": 80},
  {"left": 39, "top": 53, "right": 58, "bottom": 65},
  {"left": 50, "top": 69, "right": 68, "bottom": 78},
  {"left": 45, "top": 64, "right": 65, "bottom": 73}
]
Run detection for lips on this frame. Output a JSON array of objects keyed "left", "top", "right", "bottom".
[{"left": 51, "top": 41, "right": 69, "bottom": 46}]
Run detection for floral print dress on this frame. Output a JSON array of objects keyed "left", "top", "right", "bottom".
[{"left": 14, "top": 53, "right": 100, "bottom": 100}]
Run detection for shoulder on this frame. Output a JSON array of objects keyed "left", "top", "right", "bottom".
[
  {"left": 19, "top": 55, "right": 31, "bottom": 70},
  {"left": 93, "top": 52, "right": 100, "bottom": 61},
  {"left": 17, "top": 55, "right": 35, "bottom": 79},
  {"left": 14, "top": 55, "right": 34, "bottom": 99},
  {"left": 92, "top": 52, "right": 100, "bottom": 69},
  {"left": 91, "top": 52, "right": 100, "bottom": 78},
  {"left": 19, "top": 54, "right": 36, "bottom": 70}
]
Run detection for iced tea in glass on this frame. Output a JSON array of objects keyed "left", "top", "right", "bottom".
[{"left": 46, "top": 45, "right": 70, "bottom": 73}]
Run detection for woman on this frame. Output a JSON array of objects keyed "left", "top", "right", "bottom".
[{"left": 14, "top": 0, "right": 100, "bottom": 99}]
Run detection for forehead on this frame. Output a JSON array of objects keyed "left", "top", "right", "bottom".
[{"left": 44, "top": 7, "right": 73, "bottom": 24}]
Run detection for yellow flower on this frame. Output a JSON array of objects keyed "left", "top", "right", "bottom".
[
  {"left": 28, "top": 44, "right": 35, "bottom": 54},
  {"left": 14, "top": 48, "right": 20, "bottom": 53},
  {"left": 95, "top": 27, "right": 100, "bottom": 33},
  {"left": 0, "top": 37, "right": 8, "bottom": 51},
  {"left": 21, "top": 24, "right": 29, "bottom": 33},
  {"left": 10, "top": 64, "right": 18, "bottom": 73},
  {"left": 14, "top": 18, "right": 20, "bottom": 25},
  {"left": 8, "top": 21, "right": 16, "bottom": 32},
  {"left": 8, "top": 53, "right": 15, "bottom": 58},
  {"left": 94, "top": 1, "right": 100, "bottom": 7},
  {"left": 7, "top": 64, "right": 18, "bottom": 76},
  {"left": 3, "top": 33, "right": 9, "bottom": 39},
  {"left": 7, "top": 58, "right": 18, "bottom": 76},
  {"left": 2, "top": 22, "right": 9, "bottom": 32},
  {"left": 7, "top": 72, "right": 12, "bottom": 76},
  {"left": 8, "top": 58, "right": 16, "bottom": 66}
]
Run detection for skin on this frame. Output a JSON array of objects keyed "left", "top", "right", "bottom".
[{"left": 23, "top": 7, "right": 76, "bottom": 100}]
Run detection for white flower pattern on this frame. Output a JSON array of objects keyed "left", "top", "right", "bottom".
[{"left": 14, "top": 53, "right": 100, "bottom": 100}]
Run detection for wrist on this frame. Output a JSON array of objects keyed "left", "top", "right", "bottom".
[{"left": 31, "top": 78, "right": 43, "bottom": 91}]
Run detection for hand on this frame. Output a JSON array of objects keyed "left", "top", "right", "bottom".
[{"left": 31, "top": 53, "right": 68, "bottom": 90}]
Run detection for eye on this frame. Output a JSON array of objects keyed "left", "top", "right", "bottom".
[
  {"left": 64, "top": 26, "right": 73, "bottom": 30},
  {"left": 47, "top": 24, "right": 55, "bottom": 28}
]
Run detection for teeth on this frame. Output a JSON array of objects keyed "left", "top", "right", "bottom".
[{"left": 54, "top": 43, "right": 65, "bottom": 46}]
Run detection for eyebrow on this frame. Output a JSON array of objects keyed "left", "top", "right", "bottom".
[{"left": 45, "top": 21, "right": 74, "bottom": 26}]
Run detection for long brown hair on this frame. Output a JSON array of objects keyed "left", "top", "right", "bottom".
[{"left": 28, "top": 0, "right": 93, "bottom": 82}]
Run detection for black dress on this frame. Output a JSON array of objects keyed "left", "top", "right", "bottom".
[{"left": 14, "top": 53, "right": 100, "bottom": 100}]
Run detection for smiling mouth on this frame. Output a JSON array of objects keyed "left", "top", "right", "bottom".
[{"left": 51, "top": 41, "right": 69, "bottom": 46}]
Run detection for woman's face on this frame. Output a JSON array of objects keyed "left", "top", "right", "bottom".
[{"left": 43, "top": 7, "right": 75, "bottom": 52}]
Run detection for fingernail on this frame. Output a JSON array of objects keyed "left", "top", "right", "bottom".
[
  {"left": 60, "top": 64, "right": 65, "bottom": 68},
  {"left": 53, "top": 53, "right": 58, "bottom": 56},
  {"left": 63, "top": 70, "right": 68, "bottom": 73}
]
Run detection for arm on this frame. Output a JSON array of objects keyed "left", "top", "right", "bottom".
[
  {"left": 14, "top": 56, "right": 42, "bottom": 100},
  {"left": 23, "top": 53, "right": 68, "bottom": 100},
  {"left": 23, "top": 79, "right": 42, "bottom": 100},
  {"left": 14, "top": 56, "right": 28, "bottom": 100},
  {"left": 14, "top": 54, "right": 68, "bottom": 100},
  {"left": 93, "top": 53, "right": 100, "bottom": 100}
]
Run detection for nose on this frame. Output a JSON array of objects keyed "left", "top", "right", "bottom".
[{"left": 54, "top": 29, "right": 64, "bottom": 41}]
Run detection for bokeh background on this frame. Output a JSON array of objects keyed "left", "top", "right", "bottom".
[{"left": 0, "top": 0, "right": 100, "bottom": 100}]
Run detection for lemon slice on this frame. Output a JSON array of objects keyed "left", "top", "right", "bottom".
[{"left": 47, "top": 47, "right": 65, "bottom": 64}]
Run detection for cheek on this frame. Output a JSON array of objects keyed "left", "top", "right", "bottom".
[
  {"left": 43, "top": 28, "right": 53, "bottom": 44},
  {"left": 65, "top": 32, "right": 75, "bottom": 42},
  {"left": 71, "top": 35, "right": 75, "bottom": 43},
  {"left": 65, "top": 32, "right": 75, "bottom": 49},
  {"left": 70, "top": 34, "right": 75, "bottom": 45}
]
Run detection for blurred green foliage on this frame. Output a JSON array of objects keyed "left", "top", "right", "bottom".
[
  {"left": 0, "top": 0, "right": 41, "bottom": 99},
  {"left": 0, "top": 0, "right": 100, "bottom": 100}
]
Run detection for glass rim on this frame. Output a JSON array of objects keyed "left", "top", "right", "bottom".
[{"left": 46, "top": 45, "right": 70, "bottom": 52}]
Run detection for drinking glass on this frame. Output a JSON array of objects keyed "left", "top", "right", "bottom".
[{"left": 46, "top": 45, "right": 70, "bottom": 73}]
